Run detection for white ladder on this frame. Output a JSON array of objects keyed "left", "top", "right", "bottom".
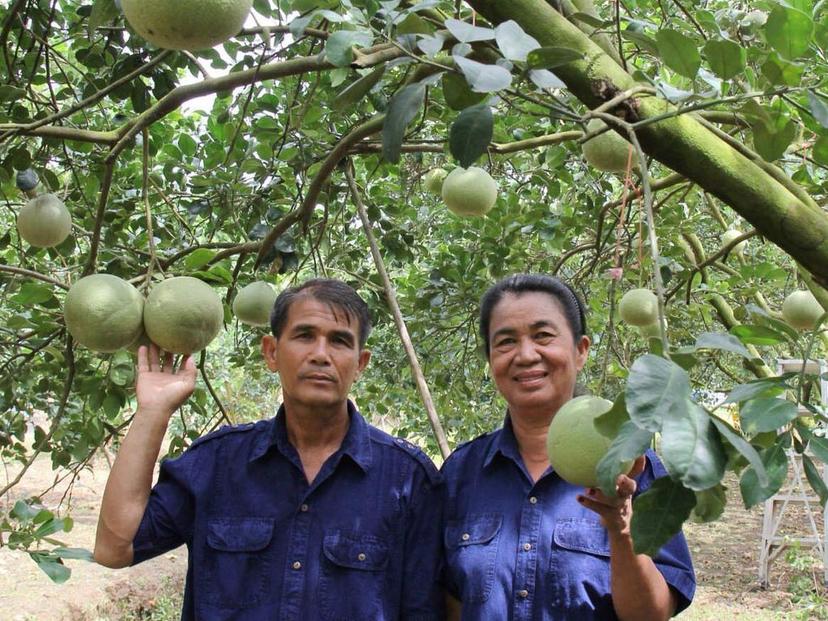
[{"left": 758, "top": 359, "right": 828, "bottom": 587}]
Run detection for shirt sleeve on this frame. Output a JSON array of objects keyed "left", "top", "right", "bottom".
[
  {"left": 637, "top": 450, "right": 697, "bottom": 615},
  {"left": 401, "top": 462, "right": 446, "bottom": 621},
  {"left": 131, "top": 449, "right": 198, "bottom": 565}
]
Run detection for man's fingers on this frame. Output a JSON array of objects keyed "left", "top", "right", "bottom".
[
  {"left": 629, "top": 455, "right": 647, "bottom": 478},
  {"left": 148, "top": 343, "right": 162, "bottom": 372},
  {"left": 136, "top": 345, "right": 150, "bottom": 373},
  {"left": 163, "top": 351, "right": 174, "bottom": 373}
]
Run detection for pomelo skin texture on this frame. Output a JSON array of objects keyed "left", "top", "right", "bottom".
[
  {"left": 121, "top": 0, "right": 253, "bottom": 51},
  {"left": 618, "top": 288, "right": 659, "bottom": 327},
  {"left": 423, "top": 168, "right": 448, "bottom": 194},
  {"left": 581, "top": 118, "right": 633, "bottom": 173},
  {"left": 547, "top": 395, "right": 633, "bottom": 488},
  {"left": 782, "top": 290, "right": 825, "bottom": 331},
  {"left": 17, "top": 193, "right": 72, "bottom": 248},
  {"left": 233, "top": 281, "right": 277, "bottom": 327},
  {"left": 64, "top": 274, "right": 144, "bottom": 353},
  {"left": 441, "top": 166, "right": 498, "bottom": 217},
  {"left": 144, "top": 277, "right": 224, "bottom": 354}
]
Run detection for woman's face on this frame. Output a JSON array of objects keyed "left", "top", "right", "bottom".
[{"left": 487, "top": 291, "right": 590, "bottom": 421}]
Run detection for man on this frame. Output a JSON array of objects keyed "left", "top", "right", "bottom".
[{"left": 94, "top": 278, "right": 444, "bottom": 620}]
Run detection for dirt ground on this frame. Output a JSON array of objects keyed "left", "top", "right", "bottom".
[{"left": 0, "top": 454, "right": 825, "bottom": 620}]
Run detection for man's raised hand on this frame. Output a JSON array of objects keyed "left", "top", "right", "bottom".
[{"left": 135, "top": 343, "right": 197, "bottom": 418}]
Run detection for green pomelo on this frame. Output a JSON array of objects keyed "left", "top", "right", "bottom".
[
  {"left": 17, "top": 193, "right": 72, "bottom": 248},
  {"left": 638, "top": 320, "right": 663, "bottom": 339},
  {"left": 121, "top": 0, "right": 253, "bottom": 51},
  {"left": 423, "top": 168, "right": 448, "bottom": 194},
  {"left": 782, "top": 290, "right": 825, "bottom": 331},
  {"left": 581, "top": 119, "right": 633, "bottom": 173},
  {"left": 722, "top": 229, "right": 747, "bottom": 256},
  {"left": 144, "top": 277, "right": 224, "bottom": 354},
  {"left": 233, "top": 281, "right": 277, "bottom": 327},
  {"left": 547, "top": 395, "right": 633, "bottom": 488},
  {"left": 64, "top": 274, "right": 144, "bottom": 353},
  {"left": 618, "top": 288, "right": 659, "bottom": 327},
  {"left": 441, "top": 166, "right": 497, "bottom": 217}
]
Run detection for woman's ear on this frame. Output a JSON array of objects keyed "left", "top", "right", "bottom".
[{"left": 575, "top": 335, "right": 591, "bottom": 371}]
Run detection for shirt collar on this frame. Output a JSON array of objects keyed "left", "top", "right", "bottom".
[
  {"left": 249, "top": 400, "right": 373, "bottom": 472},
  {"left": 482, "top": 413, "right": 523, "bottom": 469}
]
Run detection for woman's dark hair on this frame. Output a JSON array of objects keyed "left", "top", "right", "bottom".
[
  {"left": 479, "top": 274, "right": 587, "bottom": 355},
  {"left": 270, "top": 278, "right": 372, "bottom": 348}
]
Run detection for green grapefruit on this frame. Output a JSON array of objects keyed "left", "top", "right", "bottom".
[
  {"left": 581, "top": 119, "right": 633, "bottom": 173},
  {"left": 423, "top": 168, "right": 448, "bottom": 194},
  {"left": 441, "top": 166, "right": 497, "bottom": 217},
  {"left": 233, "top": 281, "right": 277, "bottom": 327},
  {"left": 782, "top": 290, "right": 825, "bottom": 331},
  {"left": 547, "top": 395, "right": 633, "bottom": 488},
  {"left": 144, "top": 276, "right": 224, "bottom": 354},
  {"left": 618, "top": 288, "right": 659, "bottom": 327},
  {"left": 17, "top": 193, "right": 72, "bottom": 248},
  {"left": 121, "top": 0, "right": 253, "bottom": 51},
  {"left": 64, "top": 274, "right": 145, "bottom": 353}
]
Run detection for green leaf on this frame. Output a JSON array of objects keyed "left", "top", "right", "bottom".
[
  {"left": 442, "top": 72, "right": 486, "bottom": 111},
  {"left": 752, "top": 117, "right": 797, "bottom": 162},
  {"left": 730, "top": 324, "right": 789, "bottom": 346},
  {"left": 33, "top": 556, "right": 71, "bottom": 584},
  {"left": 88, "top": 0, "right": 120, "bottom": 35},
  {"left": 812, "top": 135, "right": 828, "bottom": 165},
  {"left": 691, "top": 484, "right": 726, "bottom": 522},
  {"left": 11, "top": 282, "right": 55, "bottom": 305},
  {"left": 622, "top": 29, "right": 659, "bottom": 55},
  {"left": 594, "top": 393, "right": 630, "bottom": 440},
  {"left": 325, "top": 30, "right": 374, "bottom": 67},
  {"left": 807, "top": 91, "right": 828, "bottom": 128},
  {"left": 382, "top": 83, "right": 426, "bottom": 164},
  {"left": 449, "top": 104, "right": 493, "bottom": 168},
  {"left": 333, "top": 66, "right": 385, "bottom": 111},
  {"left": 805, "top": 430, "right": 828, "bottom": 464},
  {"left": 596, "top": 420, "right": 653, "bottom": 496},
  {"left": 702, "top": 39, "right": 746, "bottom": 80},
  {"left": 694, "top": 332, "right": 751, "bottom": 359},
  {"left": 453, "top": 56, "right": 513, "bottom": 93},
  {"left": 52, "top": 547, "right": 94, "bottom": 561},
  {"left": 444, "top": 18, "right": 495, "bottom": 43},
  {"left": 631, "top": 477, "right": 697, "bottom": 557},
  {"left": 739, "top": 398, "right": 799, "bottom": 435},
  {"left": 626, "top": 354, "right": 691, "bottom": 433},
  {"left": 12, "top": 500, "right": 39, "bottom": 522},
  {"left": 710, "top": 417, "right": 769, "bottom": 486},
  {"left": 761, "top": 53, "right": 805, "bottom": 86},
  {"left": 526, "top": 47, "right": 584, "bottom": 69},
  {"left": 803, "top": 454, "right": 828, "bottom": 505},
  {"left": 655, "top": 29, "right": 701, "bottom": 79},
  {"left": 660, "top": 402, "right": 727, "bottom": 491},
  {"left": 494, "top": 20, "right": 540, "bottom": 62},
  {"left": 178, "top": 134, "right": 197, "bottom": 158},
  {"left": 723, "top": 377, "right": 787, "bottom": 404},
  {"left": 740, "top": 441, "right": 789, "bottom": 507},
  {"left": 765, "top": 5, "right": 814, "bottom": 60},
  {"left": 184, "top": 248, "right": 218, "bottom": 271},
  {"left": 396, "top": 13, "right": 433, "bottom": 36}
]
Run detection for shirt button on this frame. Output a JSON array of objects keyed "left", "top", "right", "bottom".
[
  {"left": 461, "top": 533, "right": 470, "bottom": 541},
  {"left": 300, "top": 503, "right": 309, "bottom": 512},
  {"left": 529, "top": 496, "right": 538, "bottom": 504},
  {"left": 518, "top": 589, "right": 529, "bottom": 598},
  {"left": 523, "top": 543, "right": 532, "bottom": 551},
  {"left": 292, "top": 561, "right": 302, "bottom": 570},
  {"left": 357, "top": 553, "right": 367, "bottom": 561}
]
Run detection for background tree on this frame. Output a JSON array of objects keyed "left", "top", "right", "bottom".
[{"left": 1, "top": 0, "right": 827, "bottom": 580}]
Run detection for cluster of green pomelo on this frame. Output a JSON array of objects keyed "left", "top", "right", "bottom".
[
  {"left": 64, "top": 275, "right": 224, "bottom": 354},
  {"left": 424, "top": 166, "right": 498, "bottom": 217}
]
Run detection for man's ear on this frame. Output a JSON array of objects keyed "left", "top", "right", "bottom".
[
  {"left": 356, "top": 349, "right": 371, "bottom": 376},
  {"left": 261, "top": 335, "right": 279, "bottom": 372}
]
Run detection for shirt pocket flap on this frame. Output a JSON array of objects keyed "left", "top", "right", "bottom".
[
  {"left": 445, "top": 513, "right": 503, "bottom": 548},
  {"left": 323, "top": 531, "right": 390, "bottom": 571},
  {"left": 206, "top": 517, "right": 275, "bottom": 552},
  {"left": 553, "top": 518, "right": 610, "bottom": 556}
]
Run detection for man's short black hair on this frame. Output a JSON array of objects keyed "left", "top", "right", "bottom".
[
  {"left": 270, "top": 278, "right": 372, "bottom": 349},
  {"left": 479, "top": 274, "right": 587, "bottom": 356}
]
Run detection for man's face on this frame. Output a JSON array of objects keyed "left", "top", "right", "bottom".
[{"left": 261, "top": 296, "right": 370, "bottom": 413}]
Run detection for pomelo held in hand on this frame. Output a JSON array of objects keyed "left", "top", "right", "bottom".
[
  {"left": 581, "top": 119, "right": 633, "bottom": 173},
  {"left": 782, "top": 289, "right": 825, "bottom": 330},
  {"left": 121, "top": 0, "right": 253, "bottom": 51},
  {"left": 233, "top": 281, "right": 277, "bottom": 327},
  {"left": 144, "top": 276, "right": 224, "bottom": 354},
  {"left": 618, "top": 288, "right": 659, "bottom": 327},
  {"left": 441, "top": 166, "right": 497, "bottom": 217},
  {"left": 423, "top": 168, "right": 448, "bottom": 194},
  {"left": 17, "top": 193, "right": 72, "bottom": 248},
  {"left": 64, "top": 274, "right": 145, "bottom": 353},
  {"left": 547, "top": 395, "right": 633, "bottom": 488}
]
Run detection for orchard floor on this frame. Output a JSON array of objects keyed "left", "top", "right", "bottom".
[{"left": 1, "top": 455, "right": 825, "bottom": 620}]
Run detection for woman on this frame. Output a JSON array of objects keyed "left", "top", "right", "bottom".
[{"left": 442, "top": 274, "right": 695, "bottom": 620}]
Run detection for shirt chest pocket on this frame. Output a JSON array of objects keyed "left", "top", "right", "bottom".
[
  {"left": 199, "top": 517, "right": 276, "bottom": 609},
  {"left": 444, "top": 513, "right": 502, "bottom": 604},
  {"left": 320, "top": 530, "right": 390, "bottom": 621},
  {"left": 549, "top": 518, "right": 614, "bottom": 613}
]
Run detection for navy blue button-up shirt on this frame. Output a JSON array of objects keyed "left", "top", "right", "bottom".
[
  {"left": 132, "top": 402, "right": 444, "bottom": 620},
  {"left": 442, "top": 416, "right": 696, "bottom": 620}
]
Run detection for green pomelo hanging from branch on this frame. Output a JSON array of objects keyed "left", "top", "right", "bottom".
[
  {"left": 233, "top": 281, "right": 277, "bottom": 328},
  {"left": 17, "top": 194, "right": 72, "bottom": 248}
]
